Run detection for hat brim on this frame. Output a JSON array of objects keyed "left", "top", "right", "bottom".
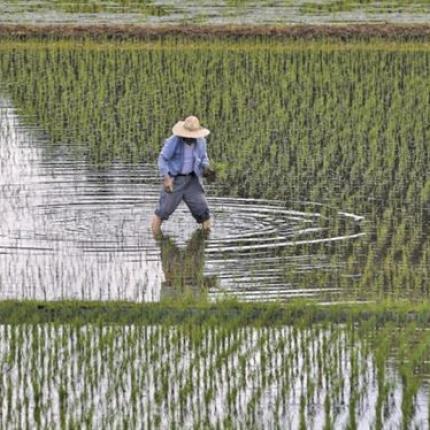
[{"left": 172, "top": 121, "right": 210, "bottom": 138}]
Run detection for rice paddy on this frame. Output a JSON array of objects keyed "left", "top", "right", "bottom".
[
  {"left": 1, "top": 303, "right": 430, "bottom": 428},
  {"left": 0, "top": 37, "right": 429, "bottom": 302},
  {"left": 0, "top": 100, "right": 366, "bottom": 302},
  {"left": 0, "top": 23, "right": 429, "bottom": 428},
  {"left": 0, "top": 322, "right": 393, "bottom": 428},
  {"left": 1, "top": 0, "right": 430, "bottom": 24}
]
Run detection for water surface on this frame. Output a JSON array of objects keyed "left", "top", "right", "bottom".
[
  {"left": 1, "top": 0, "right": 430, "bottom": 25},
  {"left": 0, "top": 323, "right": 428, "bottom": 429},
  {"left": 0, "top": 99, "right": 365, "bottom": 302}
]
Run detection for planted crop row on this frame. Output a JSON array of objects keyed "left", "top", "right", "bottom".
[
  {"left": 0, "top": 39, "right": 429, "bottom": 299},
  {"left": 0, "top": 321, "right": 429, "bottom": 429}
]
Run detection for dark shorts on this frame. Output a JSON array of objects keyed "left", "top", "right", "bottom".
[{"left": 155, "top": 174, "right": 210, "bottom": 223}]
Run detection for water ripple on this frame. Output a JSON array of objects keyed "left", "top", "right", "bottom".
[{"left": 0, "top": 101, "right": 365, "bottom": 302}]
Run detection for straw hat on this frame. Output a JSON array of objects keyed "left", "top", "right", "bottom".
[{"left": 172, "top": 115, "right": 210, "bottom": 138}]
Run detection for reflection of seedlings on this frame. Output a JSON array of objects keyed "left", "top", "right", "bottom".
[
  {"left": 300, "top": 0, "right": 429, "bottom": 14},
  {"left": 0, "top": 321, "right": 429, "bottom": 426},
  {"left": 57, "top": 0, "right": 172, "bottom": 16},
  {"left": 1, "top": 39, "right": 429, "bottom": 302}
]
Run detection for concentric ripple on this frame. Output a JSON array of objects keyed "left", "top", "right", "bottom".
[{"left": 0, "top": 100, "right": 365, "bottom": 302}]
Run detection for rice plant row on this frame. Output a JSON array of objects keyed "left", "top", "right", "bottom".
[
  {"left": 0, "top": 38, "right": 429, "bottom": 299},
  {"left": 1, "top": 321, "right": 429, "bottom": 429}
]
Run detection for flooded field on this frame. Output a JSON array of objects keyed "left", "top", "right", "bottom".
[
  {"left": 1, "top": 0, "right": 430, "bottom": 24},
  {"left": 0, "top": 102, "right": 364, "bottom": 301},
  {"left": 0, "top": 39, "right": 429, "bottom": 303},
  {"left": 0, "top": 321, "right": 429, "bottom": 429},
  {"left": 0, "top": 31, "right": 429, "bottom": 429}
]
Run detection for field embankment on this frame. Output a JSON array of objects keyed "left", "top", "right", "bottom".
[
  {"left": 1, "top": 299, "right": 430, "bottom": 325},
  {"left": 0, "top": 23, "right": 430, "bottom": 427},
  {"left": 1, "top": 23, "right": 430, "bottom": 41}
]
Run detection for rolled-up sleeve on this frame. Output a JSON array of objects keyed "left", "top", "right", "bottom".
[{"left": 200, "top": 139, "right": 209, "bottom": 169}]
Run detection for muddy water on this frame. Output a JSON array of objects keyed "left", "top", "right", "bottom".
[{"left": 0, "top": 99, "right": 365, "bottom": 302}]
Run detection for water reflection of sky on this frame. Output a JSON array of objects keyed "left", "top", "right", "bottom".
[
  {"left": 1, "top": 323, "right": 427, "bottom": 428},
  {"left": 0, "top": 0, "right": 430, "bottom": 25},
  {"left": 0, "top": 98, "right": 365, "bottom": 302}
]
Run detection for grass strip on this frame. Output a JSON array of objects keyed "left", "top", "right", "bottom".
[
  {"left": 1, "top": 299, "right": 430, "bottom": 326},
  {"left": 1, "top": 23, "right": 430, "bottom": 41},
  {"left": 1, "top": 38, "right": 429, "bottom": 52}
]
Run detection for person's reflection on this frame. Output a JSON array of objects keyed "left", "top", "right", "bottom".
[{"left": 157, "top": 229, "right": 217, "bottom": 300}]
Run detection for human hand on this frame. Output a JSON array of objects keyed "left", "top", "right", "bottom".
[
  {"left": 203, "top": 167, "right": 216, "bottom": 182},
  {"left": 163, "top": 175, "right": 174, "bottom": 193}
]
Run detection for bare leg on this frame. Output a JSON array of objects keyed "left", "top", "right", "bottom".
[
  {"left": 151, "top": 214, "right": 163, "bottom": 238},
  {"left": 202, "top": 218, "right": 211, "bottom": 232}
]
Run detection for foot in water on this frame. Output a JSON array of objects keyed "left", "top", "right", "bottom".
[
  {"left": 202, "top": 218, "right": 211, "bottom": 232},
  {"left": 151, "top": 214, "right": 162, "bottom": 239},
  {"left": 151, "top": 215, "right": 212, "bottom": 239}
]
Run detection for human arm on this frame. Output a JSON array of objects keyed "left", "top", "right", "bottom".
[
  {"left": 201, "top": 141, "right": 216, "bottom": 180},
  {"left": 158, "top": 136, "right": 177, "bottom": 178},
  {"left": 200, "top": 139, "right": 210, "bottom": 171},
  {"left": 158, "top": 136, "right": 177, "bottom": 192}
]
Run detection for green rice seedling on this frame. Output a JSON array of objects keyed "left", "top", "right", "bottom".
[
  {"left": 0, "top": 30, "right": 430, "bottom": 426},
  {"left": 0, "top": 38, "right": 430, "bottom": 302},
  {"left": 0, "top": 318, "right": 428, "bottom": 428}
]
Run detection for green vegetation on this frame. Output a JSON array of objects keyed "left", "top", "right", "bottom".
[
  {"left": 0, "top": 32, "right": 429, "bottom": 426},
  {"left": 1, "top": 0, "right": 430, "bottom": 23},
  {"left": 0, "top": 38, "right": 429, "bottom": 301},
  {"left": 1, "top": 0, "right": 172, "bottom": 15},
  {"left": 301, "top": 0, "right": 430, "bottom": 14},
  {"left": 0, "top": 299, "right": 429, "bottom": 427},
  {"left": 2, "top": 298, "right": 430, "bottom": 325}
]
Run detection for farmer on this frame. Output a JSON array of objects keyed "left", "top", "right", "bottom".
[{"left": 151, "top": 115, "right": 214, "bottom": 237}]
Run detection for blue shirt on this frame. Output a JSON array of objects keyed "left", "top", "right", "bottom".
[
  {"left": 181, "top": 143, "right": 195, "bottom": 174},
  {"left": 158, "top": 135, "right": 209, "bottom": 178}
]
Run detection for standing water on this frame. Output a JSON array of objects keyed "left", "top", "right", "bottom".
[{"left": 0, "top": 97, "right": 365, "bottom": 302}]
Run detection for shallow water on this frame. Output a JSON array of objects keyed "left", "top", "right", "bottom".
[
  {"left": 0, "top": 323, "right": 428, "bottom": 429},
  {"left": 1, "top": 0, "right": 430, "bottom": 25},
  {"left": 0, "top": 99, "right": 365, "bottom": 302}
]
